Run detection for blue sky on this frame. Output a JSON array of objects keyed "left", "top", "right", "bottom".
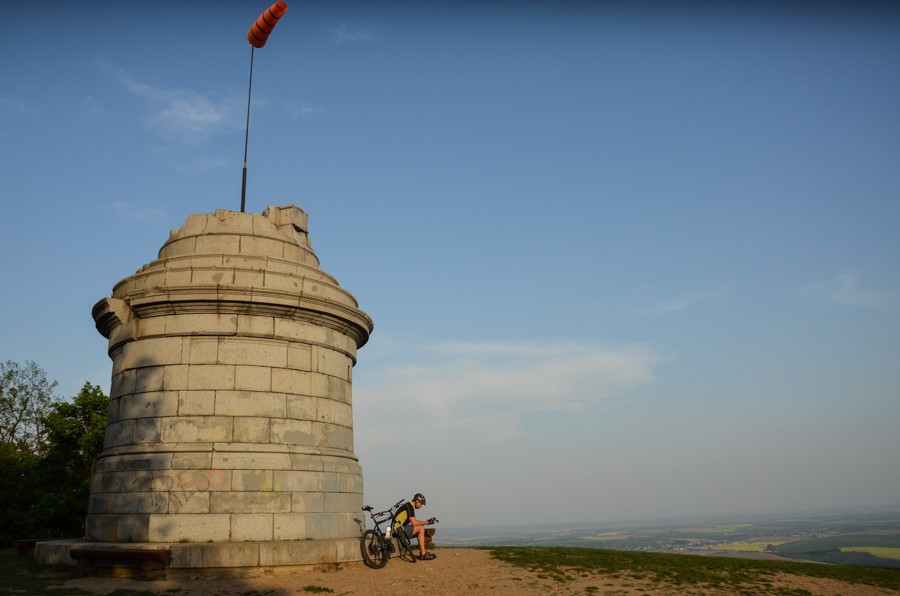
[{"left": 2, "top": 1, "right": 899, "bottom": 527}]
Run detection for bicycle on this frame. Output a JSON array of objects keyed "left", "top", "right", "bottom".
[{"left": 360, "top": 499, "right": 419, "bottom": 568}]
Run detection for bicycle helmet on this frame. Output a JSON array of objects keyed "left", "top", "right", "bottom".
[{"left": 414, "top": 493, "right": 426, "bottom": 505}]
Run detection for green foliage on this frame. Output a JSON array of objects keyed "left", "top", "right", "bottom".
[
  {"left": 0, "top": 360, "right": 59, "bottom": 454},
  {"left": 0, "top": 366, "right": 108, "bottom": 545},
  {"left": 486, "top": 546, "right": 900, "bottom": 592}
]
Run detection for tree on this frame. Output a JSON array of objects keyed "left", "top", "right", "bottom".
[
  {"left": 32, "top": 382, "right": 109, "bottom": 538},
  {"left": 0, "top": 360, "right": 58, "bottom": 454}
]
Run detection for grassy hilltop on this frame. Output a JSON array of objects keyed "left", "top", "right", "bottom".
[{"left": 487, "top": 546, "right": 900, "bottom": 593}]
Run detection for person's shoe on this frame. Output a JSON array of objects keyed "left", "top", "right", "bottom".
[{"left": 417, "top": 552, "right": 436, "bottom": 560}]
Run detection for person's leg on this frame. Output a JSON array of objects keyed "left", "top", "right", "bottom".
[{"left": 413, "top": 524, "right": 426, "bottom": 556}]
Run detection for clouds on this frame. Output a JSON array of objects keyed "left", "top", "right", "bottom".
[
  {"left": 355, "top": 340, "right": 658, "bottom": 447},
  {"left": 333, "top": 22, "right": 375, "bottom": 44},
  {"left": 110, "top": 65, "right": 237, "bottom": 144},
  {"left": 637, "top": 284, "right": 735, "bottom": 317},
  {"left": 801, "top": 271, "right": 892, "bottom": 307}
]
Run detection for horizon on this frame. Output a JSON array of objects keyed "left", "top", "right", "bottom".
[{"left": 2, "top": 1, "right": 899, "bottom": 528}]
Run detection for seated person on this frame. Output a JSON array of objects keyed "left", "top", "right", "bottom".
[{"left": 392, "top": 493, "right": 438, "bottom": 560}]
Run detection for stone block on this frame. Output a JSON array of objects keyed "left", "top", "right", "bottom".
[
  {"left": 274, "top": 470, "right": 322, "bottom": 493},
  {"left": 106, "top": 397, "right": 120, "bottom": 423},
  {"left": 170, "top": 542, "right": 260, "bottom": 568},
  {"left": 168, "top": 491, "right": 211, "bottom": 514},
  {"left": 271, "top": 513, "right": 307, "bottom": 541},
  {"left": 213, "top": 451, "right": 292, "bottom": 470},
  {"left": 275, "top": 319, "right": 328, "bottom": 344},
  {"left": 260, "top": 539, "right": 342, "bottom": 566},
  {"left": 240, "top": 235, "right": 285, "bottom": 259},
  {"left": 177, "top": 390, "right": 216, "bottom": 415},
  {"left": 220, "top": 339, "right": 287, "bottom": 368},
  {"left": 171, "top": 451, "right": 213, "bottom": 469},
  {"left": 315, "top": 399, "right": 352, "bottom": 427},
  {"left": 210, "top": 492, "right": 291, "bottom": 514},
  {"left": 123, "top": 336, "right": 183, "bottom": 368},
  {"left": 196, "top": 234, "right": 241, "bottom": 255},
  {"left": 117, "top": 514, "right": 151, "bottom": 542},
  {"left": 287, "top": 344, "right": 312, "bottom": 370},
  {"left": 304, "top": 513, "right": 354, "bottom": 540},
  {"left": 105, "top": 420, "right": 133, "bottom": 447},
  {"left": 291, "top": 491, "right": 324, "bottom": 512},
  {"left": 234, "top": 365, "right": 272, "bottom": 391},
  {"left": 164, "top": 364, "right": 189, "bottom": 390},
  {"left": 290, "top": 453, "right": 325, "bottom": 471},
  {"left": 85, "top": 516, "right": 118, "bottom": 542},
  {"left": 271, "top": 368, "right": 310, "bottom": 394},
  {"left": 233, "top": 269, "right": 266, "bottom": 287},
  {"left": 233, "top": 416, "right": 271, "bottom": 443},
  {"left": 215, "top": 390, "right": 285, "bottom": 417},
  {"left": 236, "top": 314, "right": 274, "bottom": 336},
  {"left": 183, "top": 337, "right": 219, "bottom": 364},
  {"left": 314, "top": 347, "right": 351, "bottom": 379},
  {"left": 119, "top": 391, "right": 178, "bottom": 419},
  {"left": 187, "top": 364, "right": 235, "bottom": 391},
  {"left": 286, "top": 395, "right": 312, "bottom": 420},
  {"left": 161, "top": 416, "right": 233, "bottom": 443},
  {"left": 231, "top": 514, "right": 274, "bottom": 541},
  {"left": 191, "top": 267, "right": 235, "bottom": 286},
  {"left": 148, "top": 513, "right": 231, "bottom": 542},
  {"left": 324, "top": 491, "right": 362, "bottom": 513},
  {"left": 110, "top": 369, "right": 136, "bottom": 399},
  {"left": 132, "top": 417, "right": 162, "bottom": 443},
  {"left": 108, "top": 491, "right": 168, "bottom": 514},
  {"left": 271, "top": 419, "right": 313, "bottom": 446},
  {"left": 136, "top": 316, "right": 167, "bottom": 338},
  {"left": 165, "top": 313, "right": 238, "bottom": 336},
  {"left": 160, "top": 236, "right": 198, "bottom": 259},
  {"left": 232, "top": 469, "right": 273, "bottom": 491},
  {"left": 134, "top": 366, "right": 166, "bottom": 393}
]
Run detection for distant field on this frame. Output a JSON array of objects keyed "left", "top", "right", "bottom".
[
  {"left": 674, "top": 524, "right": 752, "bottom": 534},
  {"left": 842, "top": 547, "right": 900, "bottom": 561},
  {"left": 713, "top": 541, "right": 787, "bottom": 552},
  {"left": 776, "top": 533, "right": 900, "bottom": 555},
  {"left": 583, "top": 531, "right": 629, "bottom": 541}
]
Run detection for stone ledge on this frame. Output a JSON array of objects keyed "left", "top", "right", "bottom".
[{"left": 35, "top": 538, "right": 362, "bottom": 570}]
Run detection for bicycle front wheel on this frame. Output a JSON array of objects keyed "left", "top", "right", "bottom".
[{"left": 360, "top": 529, "right": 390, "bottom": 569}]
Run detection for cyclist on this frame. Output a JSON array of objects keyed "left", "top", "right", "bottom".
[{"left": 393, "top": 493, "right": 437, "bottom": 560}]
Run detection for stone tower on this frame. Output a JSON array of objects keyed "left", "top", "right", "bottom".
[{"left": 85, "top": 205, "right": 372, "bottom": 568}]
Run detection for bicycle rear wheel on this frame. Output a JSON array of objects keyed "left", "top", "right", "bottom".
[{"left": 360, "top": 529, "right": 390, "bottom": 568}]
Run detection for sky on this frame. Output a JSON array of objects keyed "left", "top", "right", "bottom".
[{"left": 2, "top": 1, "right": 899, "bottom": 529}]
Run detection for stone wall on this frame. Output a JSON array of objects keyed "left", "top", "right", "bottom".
[{"left": 86, "top": 205, "right": 373, "bottom": 549}]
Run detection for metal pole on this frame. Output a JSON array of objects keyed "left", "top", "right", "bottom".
[{"left": 240, "top": 46, "right": 255, "bottom": 213}]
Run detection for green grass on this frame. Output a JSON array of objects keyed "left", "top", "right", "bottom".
[{"left": 485, "top": 546, "right": 900, "bottom": 592}]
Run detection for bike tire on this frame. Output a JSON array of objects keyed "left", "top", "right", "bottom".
[
  {"left": 395, "top": 528, "right": 417, "bottom": 563},
  {"left": 360, "top": 529, "right": 390, "bottom": 569}
]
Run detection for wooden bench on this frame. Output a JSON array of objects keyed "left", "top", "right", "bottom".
[{"left": 69, "top": 547, "right": 171, "bottom": 579}]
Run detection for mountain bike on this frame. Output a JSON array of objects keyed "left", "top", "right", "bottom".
[{"left": 360, "top": 499, "right": 418, "bottom": 568}]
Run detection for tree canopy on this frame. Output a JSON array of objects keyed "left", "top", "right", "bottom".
[{"left": 0, "top": 362, "right": 107, "bottom": 545}]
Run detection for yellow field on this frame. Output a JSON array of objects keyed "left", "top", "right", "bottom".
[
  {"left": 713, "top": 541, "right": 786, "bottom": 552},
  {"left": 583, "top": 532, "right": 630, "bottom": 541},
  {"left": 841, "top": 547, "right": 900, "bottom": 560}
]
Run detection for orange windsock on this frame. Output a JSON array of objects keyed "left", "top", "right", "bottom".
[{"left": 247, "top": 2, "right": 288, "bottom": 48}]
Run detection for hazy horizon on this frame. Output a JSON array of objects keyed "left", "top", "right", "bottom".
[{"left": 2, "top": 1, "right": 898, "bottom": 528}]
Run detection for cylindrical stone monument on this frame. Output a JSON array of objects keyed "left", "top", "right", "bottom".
[{"left": 84, "top": 205, "right": 373, "bottom": 569}]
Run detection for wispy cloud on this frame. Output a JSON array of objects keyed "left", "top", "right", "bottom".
[
  {"left": 637, "top": 283, "right": 734, "bottom": 317},
  {"left": 355, "top": 340, "right": 658, "bottom": 447},
  {"left": 333, "top": 22, "right": 375, "bottom": 44},
  {"left": 801, "top": 271, "right": 891, "bottom": 307},
  {"left": 111, "top": 201, "right": 168, "bottom": 223},
  {"left": 0, "top": 96, "right": 33, "bottom": 113},
  {"left": 106, "top": 62, "right": 237, "bottom": 143}
]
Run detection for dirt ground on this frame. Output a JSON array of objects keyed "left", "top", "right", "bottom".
[{"left": 58, "top": 548, "right": 900, "bottom": 596}]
